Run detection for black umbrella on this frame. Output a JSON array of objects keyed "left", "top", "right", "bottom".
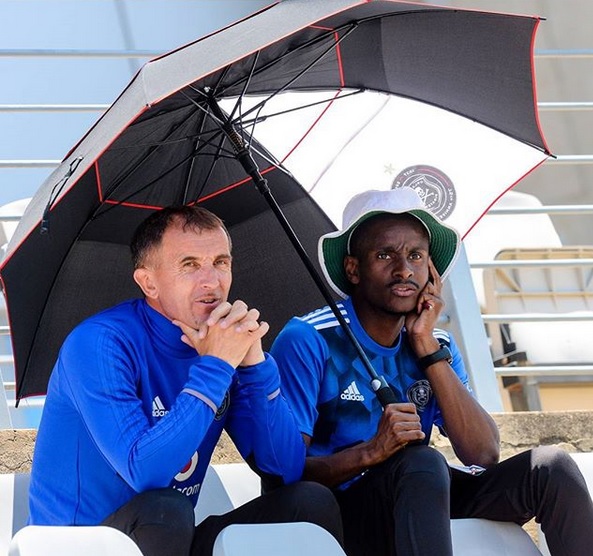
[{"left": 0, "top": 0, "right": 550, "bottom": 401}]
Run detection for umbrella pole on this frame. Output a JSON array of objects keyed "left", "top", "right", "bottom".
[{"left": 208, "top": 99, "right": 396, "bottom": 408}]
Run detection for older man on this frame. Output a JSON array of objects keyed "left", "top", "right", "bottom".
[{"left": 29, "top": 205, "right": 342, "bottom": 556}]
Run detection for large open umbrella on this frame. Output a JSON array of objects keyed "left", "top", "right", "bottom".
[{"left": 0, "top": 0, "right": 550, "bottom": 401}]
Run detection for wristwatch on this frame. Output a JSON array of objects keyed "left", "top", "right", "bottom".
[{"left": 416, "top": 346, "right": 452, "bottom": 371}]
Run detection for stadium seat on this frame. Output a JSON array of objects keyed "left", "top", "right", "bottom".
[
  {"left": 8, "top": 525, "right": 143, "bottom": 555},
  {"left": 0, "top": 473, "right": 30, "bottom": 555},
  {"left": 213, "top": 522, "right": 346, "bottom": 556}
]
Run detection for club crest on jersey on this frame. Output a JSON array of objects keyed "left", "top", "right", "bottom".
[
  {"left": 215, "top": 390, "right": 230, "bottom": 420},
  {"left": 407, "top": 379, "right": 432, "bottom": 411}
]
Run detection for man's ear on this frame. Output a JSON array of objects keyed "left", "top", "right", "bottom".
[
  {"left": 344, "top": 255, "right": 360, "bottom": 286},
  {"left": 133, "top": 267, "right": 158, "bottom": 299}
]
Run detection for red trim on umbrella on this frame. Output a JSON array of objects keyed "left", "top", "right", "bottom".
[
  {"left": 278, "top": 25, "right": 345, "bottom": 164},
  {"left": 461, "top": 156, "right": 550, "bottom": 240},
  {"left": 281, "top": 90, "right": 343, "bottom": 165},
  {"left": 95, "top": 162, "right": 103, "bottom": 203},
  {"left": 197, "top": 164, "right": 278, "bottom": 203},
  {"left": 308, "top": 25, "right": 344, "bottom": 86},
  {"left": 102, "top": 164, "right": 278, "bottom": 209},
  {"left": 531, "top": 19, "right": 552, "bottom": 155},
  {"left": 334, "top": 31, "right": 345, "bottom": 88},
  {"left": 103, "top": 200, "right": 166, "bottom": 211}
]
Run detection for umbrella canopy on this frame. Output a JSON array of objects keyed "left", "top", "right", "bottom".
[{"left": 0, "top": 0, "right": 550, "bottom": 401}]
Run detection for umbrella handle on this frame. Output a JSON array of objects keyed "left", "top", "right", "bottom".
[{"left": 371, "top": 377, "right": 398, "bottom": 406}]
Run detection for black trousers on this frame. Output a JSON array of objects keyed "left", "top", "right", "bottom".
[
  {"left": 334, "top": 444, "right": 593, "bottom": 556},
  {"left": 102, "top": 480, "right": 343, "bottom": 556}
]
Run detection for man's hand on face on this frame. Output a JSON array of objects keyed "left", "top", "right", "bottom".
[
  {"left": 174, "top": 300, "right": 269, "bottom": 368},
  {"left": 405, "top": 258, "right": 444, "bottom": 355}
]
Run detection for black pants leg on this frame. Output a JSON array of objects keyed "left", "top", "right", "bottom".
[
  {"left": 101, "top": 488, "right": 196, "bottom": 556},
  {"left": 335, "top": 445, "right": 453, "bottom": 556},
  {"left": 451, "top": 446, "right": 593, "bottom": 556},
  {"left": 103, "top": 482, "right": 343, "bottom": 556}
]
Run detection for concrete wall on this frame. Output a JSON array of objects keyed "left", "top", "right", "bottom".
[{"left": 3, "top": 411, "right": 592, "bottom": 472}]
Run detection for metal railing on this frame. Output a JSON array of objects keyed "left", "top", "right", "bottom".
[{"left": 471, "top": 206, "right": 593, "bottom": 386}]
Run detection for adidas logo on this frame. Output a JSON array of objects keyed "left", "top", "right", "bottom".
[
  {"left": 340, "top": 381, "right": 365, "bottom": 402},
  {"left": 152, "top": 396, "right": 169, "bottom": 417}
]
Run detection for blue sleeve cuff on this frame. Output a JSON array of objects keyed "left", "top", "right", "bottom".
[
  {"left": 185, "top": 355, "right": 235, "bottom": 410},
  {"left": 237, "top": 353, "right": 280, "bottom": 395}
]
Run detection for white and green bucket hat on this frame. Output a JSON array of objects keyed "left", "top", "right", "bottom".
[{"left": 319, "top": 188, "right": 461, "bottom": 298}]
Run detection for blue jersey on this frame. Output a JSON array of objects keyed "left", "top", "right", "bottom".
[
  {"left": 271, "top": 298, "right": 471, "bottom": 488},
  {"left": 29, "top": 299, "right": 304, "bottom": 525}
]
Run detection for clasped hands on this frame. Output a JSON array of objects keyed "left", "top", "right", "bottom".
[{"left": 174, "top": 300, "right": 269, "bottom": 368}]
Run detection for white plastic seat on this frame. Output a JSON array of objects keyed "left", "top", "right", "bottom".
[
  {"left": 0, "top": 197, "right": 32, "bottom": 252},
  {"left": 194, "top": 463, "right": 260, "bottom": 524},
  {"left": 451, "top": 519, "right": 542, "bottom": 555},
  {"left": 0, "top": 473, "right": 30, "bottom": 555},
  {"left": 213, "top": 522, "right": 347, "bottom": 556},
  {"left": 8, "top": 525, "right": 143, "bottom": 556},
  {"left": 213, "top": 519, "right": 540, "bottom": 556}
]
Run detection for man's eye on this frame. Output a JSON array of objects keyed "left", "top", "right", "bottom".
[
  {"left": 409, "top": 252, "right": 423, "bottom": 261},
  {"left": 215, "top": 259, "right": 230, "bottom": 267},
  {"left": 377, "top": 252, "right": 391, "bottom": 260}
]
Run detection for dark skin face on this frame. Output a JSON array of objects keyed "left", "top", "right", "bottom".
[{"left": 344, "top": 214, "right": 434, "bottom": 347}]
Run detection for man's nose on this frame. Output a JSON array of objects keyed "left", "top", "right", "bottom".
[
  {"left": 197, "top": 264, "right": 220, "bottom": 287},
  {"left": 391, "top": 255, "right": 413, "bottom": 278}
]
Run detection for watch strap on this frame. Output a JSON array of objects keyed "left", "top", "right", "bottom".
[{"left": 416, "top": 346, "right": 452, "bottom": 371}]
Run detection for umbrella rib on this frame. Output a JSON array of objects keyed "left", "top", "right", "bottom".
[
  {"left": 185, "top": 129, "right": 231, "bottom": 206},
  {"left": 228, "top": 50, "right": 260, "bottom": 126},
  {"left": 101, "top": 99, "right": 238, "bottom": 206},
  {"left": 178, "top": 92, "right": 253, "bottom": 199},
  {"left": 104, "top": 143, "right": 230, "bottom": 208},
  {"left": 168, "top": 24, "right": 365, "bottom": 200},
  {"left": 176, "top": 89, "right": 240, "bottom": 205},
  {"left": 218, "top": 23, "right": 359, "bottom": 122},
  {"left": 237, "top": 89, "right": 364, "bottom": 128}
]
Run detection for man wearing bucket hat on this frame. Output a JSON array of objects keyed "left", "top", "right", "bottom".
[{"left": 271, "top": 188, "right": 593, "bottom": 556}]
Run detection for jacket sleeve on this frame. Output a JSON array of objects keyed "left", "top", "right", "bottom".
[
  {"left": 224, "top": 353, "right": 306, "bottom": 485},
  {"left": 269, "top": 318, "right": 329, "bottom": 438},
  {"left": 59, "top": 321, "right": 234, "bottom": 492}
]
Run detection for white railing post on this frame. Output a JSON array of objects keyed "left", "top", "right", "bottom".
[
  {"left": 0, "top": 368, "right": 13, "bottom": 429},
  {"left": 444, "top": 245, "right": 504, "bottom": 412}
]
